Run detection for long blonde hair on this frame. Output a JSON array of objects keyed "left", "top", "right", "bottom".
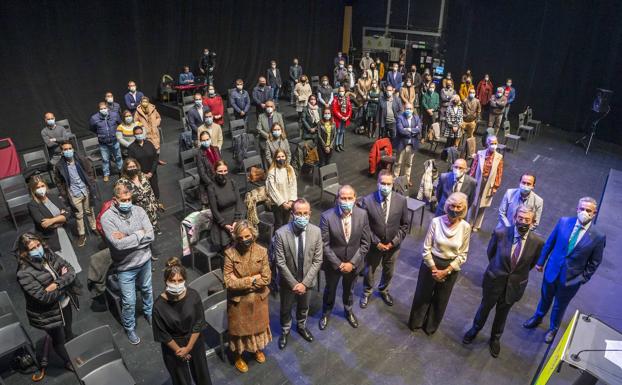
[
  {"left": 28, "top": 176, "right": 47, "bottom": 201},
  {"left": 268, "top": 148, "right": 295, "bottom": 181}
]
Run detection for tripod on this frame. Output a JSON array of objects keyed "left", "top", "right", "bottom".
[{"left": 575, "top": 106, "right": 610, "bottom": 155}]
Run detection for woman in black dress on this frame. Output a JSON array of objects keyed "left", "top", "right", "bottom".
[
  {"left": 207, "top": 160, "right": 245, "bottom": 251},
  {"left": 152, "top": 257, "right": 212, "bottom": 385}
]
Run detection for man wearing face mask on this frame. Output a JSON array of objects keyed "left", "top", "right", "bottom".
[
  {"left": 252, "top": 76, "right": 272, "bottom": 117},
  {"left": 124, "top": 81, "right": 144, "bottom": 113},
  {"left": 197, "top": 110, "right": 223, "bottom": 150},
  {"left": 104, "top": 92, "right": 121, "bottom": 115},
  {"left": 469, "top": 135, "right": 504, "bottom": 232},
  {"left": 334, "top": 60, "right": 348, "bottom": 88},
  {"left": 462, "top": 87, "right": 481, "bottom": 140},
  {"left": 274, "top": 198, "right": 323, "bottom": 349},
  {"left": 89, "top": 101, "right": 122, "bottom": 182},
  {"left": 463, "top": 206, "right": 544, "bottom": 357},
  {"left": 476, "top": 74, "right": 494, "bottom": 112},
  {"left": 360, "top": 51, "right": 373, "bottom": 71},
  {"left": 359, "top": 171, "right": 409, "bottom": 308},
  {"left": 333, "top": 52, "right": 346, "bottom": 68},
  {"left": 421, "top": 83, "right": 439, "bottom": 138},
  {"left": 202, "top": 85, "right": 224, "bottom": 125},
  {"left": 503, "top": 78, "right": 516, "bottom": 120},
  {"left": 101, "top": 183, "right": 155, "bottom": 345},
  {"left": 435, "top": 158, "right": 476, "bottom": 217},
  {"left": 255, "top": 100, "right": 284, "bottom": 159},
  {"left": 345, "top": 65, "right": 356, "bottom": 91},
  {"left": 407, "top": 65, "right": 422, "bottom": 92},
  {"left": 41, "top": 112, "right": 71, "bottom": 164},
  {"left": 128, "top": 126, "right": 160, "bottom": 201},
  {"left": 393, "top": 103, "right": 421, "bottom": 184},
  {"left": 524, "top": 197, "right": 605, "bottom": 344},
  {"left": 378, "top": 85, "right": 403, "bottom": 139},
  {"left": 267, "top": 60, "right": 283, "bottom": 105},
  {"left": 186, "top": 92, "right": 205, "bottom": 141},
  {"left": 498, "top": 173, "right": 543, "bottom": 231},
  {"left": 386, "top": 63, "right": 403, "bottom": 92},
  {"left": 178, "top": 65, "right": 194, "bottom": 85},
  {"left": 198, "top": 48, "right": 216, "bottom": 85},
  {"left": 288, "top": 58, "right": 303, "bottom": 105},
  {"left": 488, "top": 87, "right": 507, "bottom": 134},
  {"left": 319, "top": 185, "right": 371, "bottom": 330},
  {"left": 231, "top": 79, "right": 250, "bottom": 121}
]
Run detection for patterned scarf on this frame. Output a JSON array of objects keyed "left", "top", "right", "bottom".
[{"left": 339, "top": 95, "right": 347, "bottom": 113}]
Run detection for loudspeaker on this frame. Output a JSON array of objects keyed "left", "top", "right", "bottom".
[{"left": 592, "top": 88, "right": 613, "bottom": 113}]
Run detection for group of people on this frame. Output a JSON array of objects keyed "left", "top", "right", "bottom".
[{"left": 21, "top": 51, "right": 604, "bottom": 385}]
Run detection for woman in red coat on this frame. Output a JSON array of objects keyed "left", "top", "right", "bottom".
[
  {"left": 331, "top": 85, "right": 352, "bottom": 152},
  {"left": 202, "top": 84, "right": 225, "bottom": 125},
  {"left": 476, "top": 74, "right": 494, "bottom": 107}
]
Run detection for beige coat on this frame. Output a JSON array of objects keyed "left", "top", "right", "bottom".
[
  {"left": 400, "top": 85, "right": 417, "bottom": 107},
  {"left": 197, "top": 123, "right": 223, "bottom": 150},
  {"left": 294, "top": 82, "right": 313, "bottom": 111},
  {"left": 354, "top": 77, "right": 371, "bottom": 106},
  {"left": 134, "top": 104, "right": 162, "bottom": 150},
  {"left": 472, "top": 149, "right": 503, "bottom": 208}
]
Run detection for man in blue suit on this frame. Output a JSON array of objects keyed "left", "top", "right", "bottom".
[
  {"left": 393, "top": 103, "right": 421, "bottom": 185},
  {"left": 186, "top": 93, "right": 205, "bottom": 140},
  {"left": 386, "top": 63, "right": 403, "bottom": 92},
  {"left": 523, "top": 197, "right": 606, "bottom": 343},
  {"left": 124, "top": 81, "right": 144, "bottom": 113}
]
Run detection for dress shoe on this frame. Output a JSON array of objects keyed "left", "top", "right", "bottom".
[
  {"left": 77, "top": 235, "right": 87, "bottom": 247},
  {"left": 278, "top": 334, "right": 288, "bottom": 350},
  {"left": 234, "top": 356, "right": 248, "bottom": 373},
  {"left": 345, "top": 311, "right": 359, "bottom": 328},
  {"left": 319, "top": 314, "right": 329, "bottom": 330},
  {"left": 360, "top": 295, "right": 370, "bottom": 309},
  {"left": 489, "top": 338, "right": 501, "bottom": 358},
  {"left": 544, "top": 329, "right": 558, "bottom": 344},
  {"left": 255, "top": 350, "right": 266, "bottom": 364},
  {"left": 297, "top": 327, "right": 314, "bottom": 342},
  {"left": 380, "top": 292, "right": 394, "bottom": 306},
  {"left": 523, "top": 316, "right": 543, "bottom": 329},
  {"left": 462, "top": 327, "right": 479, "bottom": 344}
]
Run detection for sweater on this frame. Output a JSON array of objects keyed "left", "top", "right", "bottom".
[
  {"left": 266, "top": 167, "right": 297, "bottom": 206},
  {"left": 422, "top": 216, "right": 471, "bottom": 271}
]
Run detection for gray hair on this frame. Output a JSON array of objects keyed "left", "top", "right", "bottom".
[
  {"left": 486, "top": 135, "right": 498, "bottom": 145},
  {"left": 113, "top": 183, "right": 130, "bottom": 198},
  {"left": 514, "top": 205, "right": 535, "bottom": 218},
  {"left": 444, "top": 192, "right": 468, "bottom": 220},
  {"left": 578, "top": 196, "right": 598, "bottom": 209},
  {"left": 337, "top": 184, "right": 356, "bottom": 198},
  {"left": 232, "top": 220, "right": 258, "bottom": 241}
]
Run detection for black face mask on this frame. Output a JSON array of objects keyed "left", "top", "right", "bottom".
[
  {"left": 516, "top": 224, "right": 530, "bottom": 235},
  {"left": 446, "top": 209, "right": 460, "bottom": 219},
  {"left": 126, "top": 169, "right": 139, "bottom": 177},
  {"left": 215, "top": 174, "right": 228, "bottom": 185},
  {"left": 237, "top": 238, "right": 253, "bottom": 251}
]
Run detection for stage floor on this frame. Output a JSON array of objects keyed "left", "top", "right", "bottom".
[{"left": 0, "top": 103, "right": 620, "bottom": 385}]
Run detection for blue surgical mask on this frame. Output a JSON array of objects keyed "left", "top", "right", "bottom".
[
  {"left": 519, "top": 184, "right": 532, "bottom": 194},
  {"left": 194, "top": 99, "right": 202, "bottom": 106},
  {"left": 63, "top": 149, "right": 74, "bottom": 159},
  {"left": 46, "top": 119, "right": 55, "bottom": 126},
  {"left": 134, "top": 133, "right": 145, "bottom": 141},
  {"left": 293, "top": 215, "right": 309, "bottom": 229},
  {"left": 200, "top": 140, "right": 211, "bottom": 148},
  {"left": 404, "top": 110, "right": 413, "bottom": 117},
  {"left": 124, "top": 116, "right": 133, "bottom": 124},
  {"left": 100, "top": 108, "right": 109, "bottom": 116},
  {"left": 272, "top": 130, "right": 281, "bottom": 138},
  {"left": 29, "top": 246, "right": 44, "bottom": 260},
  {"left": 118, "top": 201, "right": 132, "bottom": 212},
  {"left": 339, "top": 201, "right": 354, "bottom": 212},
  {"left": 205, "top": 117, "right": 213, "bottom": 125},
  {"left": 378, "top": 184, "right": 392, "bottom": 197}
]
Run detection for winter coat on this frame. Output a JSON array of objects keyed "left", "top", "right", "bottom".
[{"left": 134, "top": 104, "right": 162, "bottom": 150}]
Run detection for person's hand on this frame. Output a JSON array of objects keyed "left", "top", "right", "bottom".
[
  {"left": 340, "top": 262, "right": 353, "bottom": 273},
  {"left": 45, "top": 282, "right": 58, "bottom": 292},
  {"left": 199, "top": 68, "right": 205, "bottom": 74},
  {"left": 377, "top": 243, "right": 389, "bottom": 251},
  {"left": 535, "top": 265, "right": 543, "bottom": 272},
  {"left": 261, "top": 103, "right": 266, "bottom": 109},
  {"left": 452, "top": 126, "right": 458, "bottom": 132},
  {"left": 325, "top": 147, "right": 330, "bottom": 154},
  {"left": 144, "top": 172, "right": 152, "bottom": 179},
  {"left": 491, "top": 188, "right": 497, "bottom": 195},
  {"left": 215, "top": 115, "right": 221, "bottom": 119},
  {"left": 60, "top": 266, "right": 68, "bottom": 275},
  {"left": 41, "top": 218, "right": 55, "bottom": 229},
  {"left": 240, "top": 111, "right": 245, "bottom": 116},
  {"left": 135, "top": 229, "right": 145, "bottom": 238},
  {"left": 293, "top": 283, "right": 306, "bottom": 295},
  {"left": 225, "top": 224, "right": 234, "bottom": 233},
  {"left": 112, "top": 231, "right": 125, "bottom": 240},
  {"left": 175, "top": 347, "right": 189, "bottom": 359},
  {"left": 434, "top": 269, "right": 449, "bottom": 281}
]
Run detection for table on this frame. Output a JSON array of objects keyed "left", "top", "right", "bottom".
[
  {"left": 407, "top": 197, "right": 426, "bottom": 233},
  {"left": 174, "top": 83, "right": 209, "bottom": 104}
]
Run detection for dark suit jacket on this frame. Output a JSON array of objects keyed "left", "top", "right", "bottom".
[
  {"left": 484, "top": 226, "right": 544, "bottom": 304},
  {"left": 274, "top": 223, "right": 323, "bottom": 289},
  {"left": 539, "top": 217, "right": 606, "bottom": 286},
  {"left": 186, "top": 106, "right": 205, "bottom": 138},
  {"left": 27, "top": 195, "right": 72, "bottom": 252},
  {"left": 378, "top": 96, "right": 403, "bottom": 132},
  {"left": 267, "top": 68, "right": 283, "bottom": 88},
  {"left": 395, "top": 114, "right": 422, "bottom": 152},
  {"left": 435, "top": 171, "right": 477, "bottom": 216},
  {"left": 358, "top": 191, "right": 409, "bottom": 248},
  {"left": 386, "top": 71, "right": 403, "bottom": 91},
  {"left": 320, "top": 206, "right": 371, "bottom": 273}
]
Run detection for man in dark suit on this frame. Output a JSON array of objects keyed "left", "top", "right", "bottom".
[
  {"left": 186, "top": 93, "right": 205, "bottom": 141},
  {"left": 267, "top": 60, "right": 283, "bottom": 105},
  {"left": 359, "top": 171, "right": 410, "bottom": 308},
  {"left": 386, "top": 63, "right": 403, "bottom": 92},
  {"left": 320, "top": 185, "right": 371, "bottom": 330},
  {"left": 274, "top": 199, "right": 323, "bottom": 349},
  {"left": 523, "top": 197, "right": 606, "bottom": 343},
  {"left": 124, "top": 81, "right": 144, "bottom": 113},
  {"left": 378, "top": 85, "right": 403, "bottom": 139},
  {"left": 435, "top": 158, "right": 477, "bottom": 217},
  {"left": 463, "top": 206, "right": 544, "bottom": 357}
]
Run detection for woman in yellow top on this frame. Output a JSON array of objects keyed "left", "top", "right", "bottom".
[
  {"left": 116, "top": 110, "right": 142, "bottom": 157},
  {"left": 459, "top": 76, "right": 474, "bottom": 101}
]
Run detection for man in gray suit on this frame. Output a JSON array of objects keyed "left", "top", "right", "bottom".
[
  {"left": 274, "top": 198, "right": 323, "bottom": 349},
  {"left": 359, "top": 170, "right": 410, "bottom": 308},
  {"left": 498, "top": 173, "right": 543, "bottom": 230},
  {"left": 319, "top": 185, "right": 371, "bottom": 330},
  {"left": 435, "top": 158, "right": 477, "bottom": 217},
  {"left": 254, "top": 100, "right": 284, "bottom": 164}
]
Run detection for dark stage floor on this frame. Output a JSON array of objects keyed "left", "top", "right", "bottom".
[{"left": 1, "top": 103, "right": 621, "bottom": 385}]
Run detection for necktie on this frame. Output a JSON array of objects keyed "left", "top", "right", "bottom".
[
  {"left": 511, "top": 237, "right": 522, "bottom": 269},
  {"left": 343, "top": 216, "right": 351, "bottom": 242},
  {"left": 568, "top": 225, "right": 582, "bottom": 253},
  {"left": 453, "top": 178, "right": 460, "bottom": 192},
  {"left": 381, "top": 198, "right": 388, "bottom": 223},
  {"left": 296, "top": 232, "right": 304, "bottom": 281}
]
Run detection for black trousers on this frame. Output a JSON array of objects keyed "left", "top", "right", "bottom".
[
  {"left": 472, "top": 286, "right": 515, "bottom": 339},
  {"left": 149, "top": 167, "right": 160, "bottom": 199},
  {"left": 280, "top": 283, "right": 312, "bottom": 334},
  {"left": 363, "top": 246, "right": 399, "bottom": 296},
  {"left": 273, "top": 205, "right": 291, "bottom": 232},
  {"left": 162, "top": 334, "right": 212, "bottom": 385},
  {"left": 408, "top": 260, "right": 459, "bottom": 334},
  {"left": 319, "top": 147, "right": 333, "bottom": 166},
  {"left": 42, "top": 304, "right": 74, "bottom": 366},
  {"left": 322, "top": 267, "right": 358, "bottom": 314}
]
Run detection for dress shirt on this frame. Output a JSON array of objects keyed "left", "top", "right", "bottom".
[
  {"left": 572, "top": 219, "right": 591, "bottom": 245},
  {"left": 378, "top": 191, "right": 391, "bottom": 223},
  {"left": 453, "top": 175, "right": 463, "bottom": 193},
  {"left": 340, "top": 209, "right": 352, "bottom": 242},
  {"left": 422, "top": 217, "right": 471, "bottom": 271},
  {"left": 293, "top": 226, "right": 306, "bottom": 258},
  {"left": 511, "top": 227, "right": 527, "bottom": 263}
]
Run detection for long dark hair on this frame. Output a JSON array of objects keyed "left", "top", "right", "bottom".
[
  {"left": 16, "top": 232, "right": 48, "bottom": 263},
  {"left": 163, "top": 257, "right": 187, "bottom": 282}
]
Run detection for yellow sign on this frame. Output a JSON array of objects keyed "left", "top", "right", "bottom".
[{"left": 534, "top": 311, "right": 579, "bottom": 385}]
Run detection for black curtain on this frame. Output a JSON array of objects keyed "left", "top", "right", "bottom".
[
  {"left": 443, "top": 0, "right": 622, "bottom": 144},
  {"left": 0, "top": 0, "right": 344, "bottom": 150}
]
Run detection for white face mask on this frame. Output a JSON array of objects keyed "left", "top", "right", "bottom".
[
  {"left": 106, "top": 97, "right": 113, "bottom": 103},
  {"left": 166, "top": 282, "right": 186, "bottom": 296},
  {"left": 452, "top": 169, "right": 464, "bottom": 179},
  {"left": 129, "top": 86, "right": 136, "bottom": 92},
  {"left": 266, "top": 107, "right": 274, "bottom": 114},
  {"left": 35, "top": 187, "right": 47, "bottom": 197},
  {"left": 489, "top": 144, "right": 498, "bottom": 151},
  {"left": 577, "top": 210, "right": 593, "bottom": 225}
]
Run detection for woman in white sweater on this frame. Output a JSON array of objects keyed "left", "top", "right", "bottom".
[
  {"left": 266, "top": 148, "right": 297, "bottom": 230},
  {"left": 408, "top": 192, "right": 471, "bottom": 334}
]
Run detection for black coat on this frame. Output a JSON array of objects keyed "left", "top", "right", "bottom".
[
  {"left": 27, "top": 195, "right": 72, "bottom": 252},
  {"left": 53, "top": 154, "right": 97, "bottom": 210},
  {"left": 16, "top": 250, "right": 79, "bottom": 330},
  {"left": 483, "top": 226, "right": 544, "bottom": 304},
  {"left": 207, "top": 178, "right": 244, "bottom": 249},
  {"left": 435, "top": 171, "right": 477, "bottom": 216}
]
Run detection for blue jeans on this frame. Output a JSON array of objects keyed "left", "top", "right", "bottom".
[
  {"left": 272, "top": 86, "right": 280, "bottom": 103},
  {"left": 99, "top": 141, "right": 123, "bottom": 176},
  {"left": 336, "top": 120, "right": 347, "bottom": 147},
  {"left": 118, "top": 259, "right": 153, "bottom": 331},
  {"left": 535, "top": 277, "right": 581, "bottom": 330}
]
